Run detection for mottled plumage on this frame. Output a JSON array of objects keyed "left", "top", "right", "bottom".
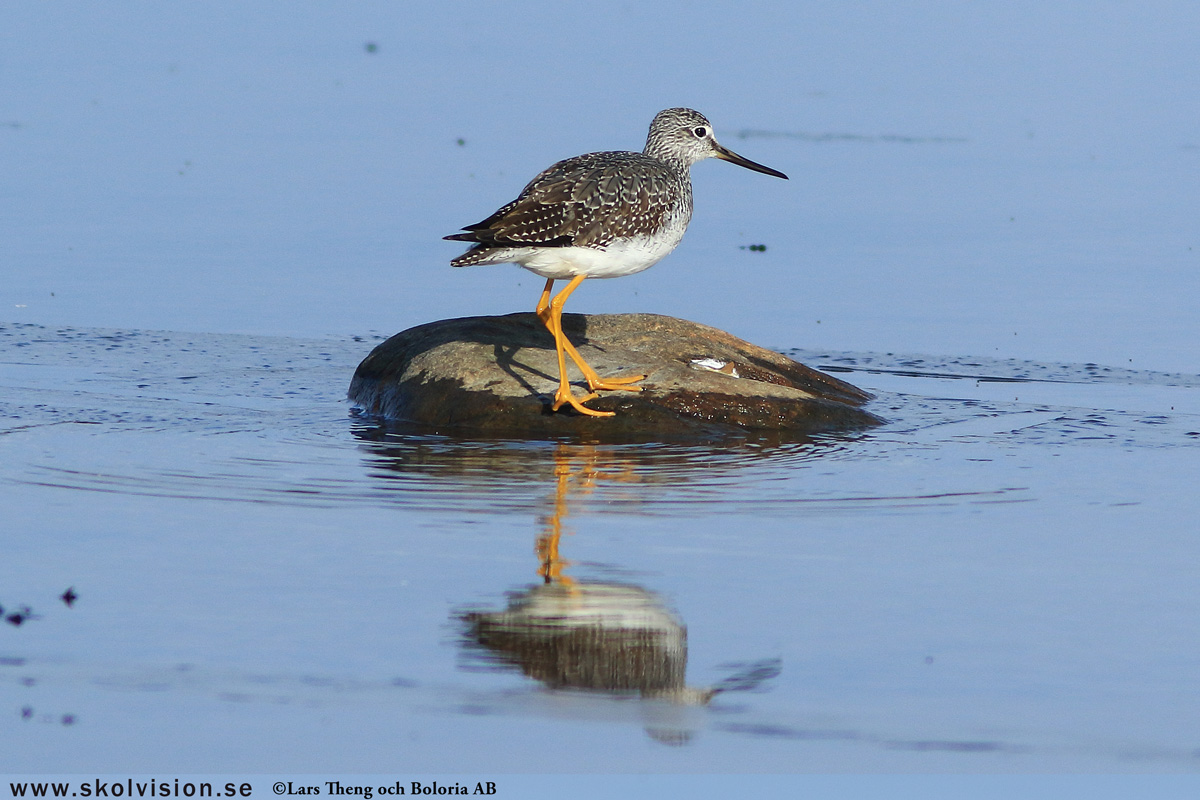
[
  {"left": 447, "top": 151, "right": 690, "bottom": 264},
  {"left": 443, "top": 108, "right": 787, "bottom": 417}
]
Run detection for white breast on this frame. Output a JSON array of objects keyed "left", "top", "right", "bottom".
[{"left": 511, "top": 229, "right": 686, "bottom": 281}]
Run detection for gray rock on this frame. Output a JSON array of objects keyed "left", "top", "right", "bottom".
[{"left": 348, "top": 313, "right": 883, "bottom": 439}]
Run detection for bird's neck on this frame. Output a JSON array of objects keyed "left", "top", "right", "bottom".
[{"left": 643, "top": 139, "right": 691, "bottom": 173}]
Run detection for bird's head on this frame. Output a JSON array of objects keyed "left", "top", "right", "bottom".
[{"left": 644, "top": 107, "right": 787, "bottom": 179}]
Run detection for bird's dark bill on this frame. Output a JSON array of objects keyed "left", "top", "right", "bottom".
[{"left": 713, "top": 144, "right": 788, "bottom": 179}]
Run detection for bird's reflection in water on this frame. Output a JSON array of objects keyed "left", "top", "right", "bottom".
[
  {"left": 460, "top": 444, "right": 745, "bottom": 744},
  {"left": 351, "top": 427, "right": 783, "bottom": 742}
]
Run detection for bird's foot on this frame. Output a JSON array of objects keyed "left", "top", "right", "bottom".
[
  {"left": 551, "top": 387, "right": 614, "bottom": 417},
  {"left": 588, "top": 373, "right": 646, "bottom": 393}
]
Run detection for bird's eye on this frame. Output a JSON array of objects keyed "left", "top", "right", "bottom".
[{"left": 693, "top": 126, "right": 708, "bottom": 137}]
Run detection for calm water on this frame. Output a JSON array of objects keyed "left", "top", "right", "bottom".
[
  {"left": 2, "top": 323, "right": 1198, "bottom": 774},
  {"left": 2, "top": 0, "right": 1199, "bottom": 786}
]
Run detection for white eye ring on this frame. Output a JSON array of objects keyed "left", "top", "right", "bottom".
[{"left": 692, "top": 126, "right": 708, "bottom": 137}]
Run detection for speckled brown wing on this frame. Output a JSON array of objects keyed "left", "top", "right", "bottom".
[{"left": 445, "top": 151, "right": 685, "bottom": 265}]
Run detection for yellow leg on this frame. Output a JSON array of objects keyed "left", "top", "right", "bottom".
[
  {"left": 535, "top": 277, "right": 645, "bottom": 403},
  {"left": 541, "top": 276, "right": 612, "bottom": 416},
  {"left": 535, "top": 278, "right": 554, "bottom": 321},
  {"left": 536, "top": 448, "right": 576, "bottom": 589}
]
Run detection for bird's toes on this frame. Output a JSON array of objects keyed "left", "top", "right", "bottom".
[{"left": 551, "top": 389, "right": 614, "bottom": 417}]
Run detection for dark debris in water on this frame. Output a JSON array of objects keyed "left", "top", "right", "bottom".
[
  {"left": 2, "top": 587, "right": 78, "bottom": 626},
  {"left": 4, "top": 606, "right": 38, "bottom": 627},
  {"left": 18, "top": 706, "right": 79, "bottom": 726}
]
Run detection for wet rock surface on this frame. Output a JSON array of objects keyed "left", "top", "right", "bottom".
[{"left": 348, "top": 313, "right": 883, "bottom": 439}]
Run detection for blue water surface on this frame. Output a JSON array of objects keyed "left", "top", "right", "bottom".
[{"left": 2, "top": 1, "right": 1199, "bottom": 787}]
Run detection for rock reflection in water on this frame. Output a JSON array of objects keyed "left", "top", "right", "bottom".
[
  {"left": 463, "top": 582, "right": 709, "bottom": 706},
  {"left": 349, "top": 419, "right": 840, "bottom": 516},
  {"left": 463, "top": 581, "right": 713, "bottom": 745}
]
